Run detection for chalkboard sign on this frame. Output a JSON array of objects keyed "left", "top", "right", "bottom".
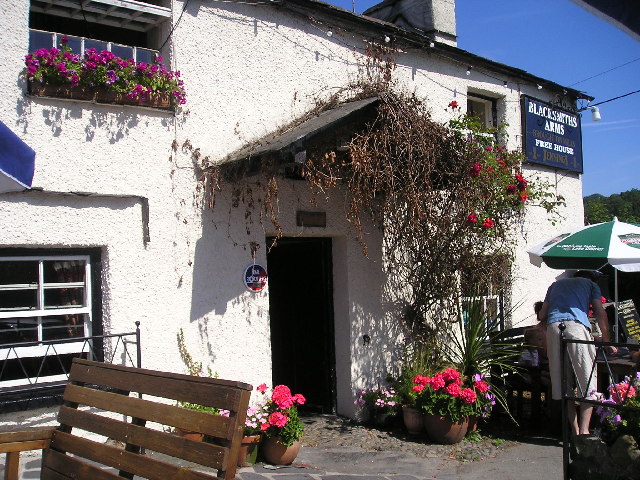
[{"left": 618, "top": 299, "right": 640, "bottom": 341}]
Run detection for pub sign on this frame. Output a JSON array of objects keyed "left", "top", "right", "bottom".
[
  {"left": 522, "top": 96, "right": 583, "bottom": 173},
  {"left": 243, "top": 264, "right": 268, "bottom": 292}
]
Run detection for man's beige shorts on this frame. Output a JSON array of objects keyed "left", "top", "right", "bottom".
[{"left": 546, "top": 321, "right": 598, "bottom": 401}]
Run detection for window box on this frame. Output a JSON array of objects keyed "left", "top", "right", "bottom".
[{"left": 28, "top": 80, "right": 172, "bottom": 109}]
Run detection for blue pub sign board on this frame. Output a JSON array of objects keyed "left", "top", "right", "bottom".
[{"left": 522, "top": 96, "right": 583, "bottom": 173}]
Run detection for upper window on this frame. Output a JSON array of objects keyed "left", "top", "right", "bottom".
[
  {"left": 0, "top": 255, "right": 94, "bottom": 388},
  {"left": 29, "top": 29, "right": 158, "bottom": 65},
  {"left": 29, "top": 0, "right": 170, "bottom": 59},
  {"left": 467, "top": 95, "right": 497, "bottom": 128}
]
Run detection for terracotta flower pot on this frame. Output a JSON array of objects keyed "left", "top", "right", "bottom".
[
  {"left": 402, "top": 405, "right": 424, "bottom": 435},
  {"left": 467, "top": 415, "right": 479, "bottom": 433},
  {"left": 261, "top": 436, "right": 301, "bottom": 465},
  {"left": 28, "top": 80, "right": 171, "bottom": 109},
  {"left": 175, "top": 427, "right": 204, "bottom": 442},
  {"left": 237, "top": 434, "right": 261, "bottom": 466},
  {"left": 373, "top": 412, "right": 396, "bottom": 428},
  {"left": 423, "top": 414, "right": 468, "bottom": 444}
]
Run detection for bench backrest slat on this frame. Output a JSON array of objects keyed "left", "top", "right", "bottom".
[
  {"left": 49, "top": 432, "right": 216, "bottom": 480},
  {"left": 68, "top": 361, "right": 247, "bottom": 411},
  {"left": 61, "top": 384, "right": 233, "bottom": 437},
  {"left": 43, "top": 449, "right": 123, "bottom": 480},
  {"left": 56, "top": 407, "right": 227, "bottom": 468},
  {"left": 492, "top": 326, "right": 527, "bottom": 345},
  {"left": 39, "top": 358, "right": 252, "bottom": 480}
]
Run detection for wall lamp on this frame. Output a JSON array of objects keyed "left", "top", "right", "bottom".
[{"left": 578, "top": 105, "right": 602, "bottom": 122}]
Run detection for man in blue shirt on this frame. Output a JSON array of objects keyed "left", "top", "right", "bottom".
[{"left": 538, "top": 270, "right": 617, "bottom": 436}]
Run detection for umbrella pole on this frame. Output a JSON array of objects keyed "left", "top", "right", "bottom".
[{"left": 614, "top": 269, "right": 619, "bottom": 343}]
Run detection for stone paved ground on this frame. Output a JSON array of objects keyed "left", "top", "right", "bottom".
[
  {"left": 234, "top": 413, "right": 564, "bottom": 480},
  {"left": 299, "top": 414, "right": 515, "bottom": 462},
  {"left": 5, "top": 412, "right": 563, "bottom": 480}
]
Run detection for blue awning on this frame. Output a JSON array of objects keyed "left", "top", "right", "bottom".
[{"left": 0, "top": 121, "right": 35, "bottom": 192}]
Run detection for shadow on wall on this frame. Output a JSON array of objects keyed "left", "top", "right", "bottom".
[
  {"left": 349, "top": 242, "right": 406, "bottom": 401},
  {"left": 17, "top": 95, "right": 173, "bottom": 142},
  {"left": 189, "top": 186, "right": 267, "bottom": 323}
]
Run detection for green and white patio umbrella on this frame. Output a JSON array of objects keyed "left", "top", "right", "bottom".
[
  {"left": 528, "top": 217, "right": 640, "bottom": 272},
  {"left": 527, "top": 217, "right": 640, "bottom": 341}
]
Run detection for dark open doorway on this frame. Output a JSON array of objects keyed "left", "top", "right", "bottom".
[{"left": 266, "top": 237, "right": 336, "bottom": 413}]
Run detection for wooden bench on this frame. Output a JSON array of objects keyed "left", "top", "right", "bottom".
[{"left": 0, "top": 358, "right": 252, "bottom": 480}]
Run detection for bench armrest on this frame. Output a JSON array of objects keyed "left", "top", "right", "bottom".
[{"left": 0, "top": 427, "right": 54, "bottom": 453}]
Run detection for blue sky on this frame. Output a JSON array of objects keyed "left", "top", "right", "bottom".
[{"left": 325, "top": 0, "right": 640, "bottom": 197}]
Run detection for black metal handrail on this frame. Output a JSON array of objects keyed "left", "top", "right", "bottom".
[
  {"left": 560, "top": 331, "right": 639, "bottom": 479},
  {"left": 0, "top": 321, "right": 141, "bottom": 412}
]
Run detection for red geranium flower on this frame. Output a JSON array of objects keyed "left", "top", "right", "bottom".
[
  {"left": 445, "top": 382, "right": 461, "bottom": 397},
  {"left": 482, "top": 218, "right": 495, "bottom": 229},
  {"left": 429, "top": 373, "right": 446, "bottom": 390},
  {"left": 460, "top": 388, "right": 477, "bottom": 404},
  {"left": 272, "top": 385, "right": 294, "bottom": 409},
  {"left": 442, "top": 368, "right": 461, "bottom": 383},
  {"left": 474, "top": 380, "right": 489, "bottom": 393},
  {"left": 609, "top": 383, "right": 636, "bottom": 403},
  {"left": 268, "top": 411, "right": 288, "bottom": 428}
]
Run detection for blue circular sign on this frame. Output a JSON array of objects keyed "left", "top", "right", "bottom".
[{"left": 243, "top": 264, "right": 268, "bottom": 292}]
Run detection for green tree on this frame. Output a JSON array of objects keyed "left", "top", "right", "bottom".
[
  {"left": 584, "top": 194, "right": 610, "bottom": 224},
  {"left": 584, "top": 189, "right": 640, "bottom": 224}
]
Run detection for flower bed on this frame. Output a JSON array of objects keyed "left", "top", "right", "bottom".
[{"left": 23, "top": 36, "right": 185, "bottom": 109}]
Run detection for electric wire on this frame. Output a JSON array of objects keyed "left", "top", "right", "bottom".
[
  {"left": 159, "top": 0, "right": 192, "bottom": 52},
  {"left": 569, "top": 56, "right": 640, "bottom": 87},
  {"left": 585, "top": 89, "right": 640, "bottom": 109}
]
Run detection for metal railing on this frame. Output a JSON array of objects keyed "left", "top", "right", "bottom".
[
  {"left": 29, "top": 29, "right": 158, "bottom": 65},
  {"left": 0, "top": 322, "right": 141, "bottom": 412},
  {"left": 560, "top": 329, "right": 639, "bottom": 479}
]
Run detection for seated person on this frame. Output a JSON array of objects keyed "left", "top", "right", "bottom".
[{"left": 519, "top": 301, "right": 548, "bottom": 367}]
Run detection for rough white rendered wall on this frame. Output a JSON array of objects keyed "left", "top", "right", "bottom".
[{"left": 0, "top": 0, "right": 585, "bottom": 423}]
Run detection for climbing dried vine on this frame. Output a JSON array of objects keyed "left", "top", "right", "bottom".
[
  {"left": 196, "top": 49, "right": 562, "bottom": 351},
  {"left": 301, "top": 89, "right": 561, "bottom": 349}
]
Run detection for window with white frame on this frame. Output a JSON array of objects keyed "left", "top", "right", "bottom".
[
  {"left": 0, "top": 255, "right": 94, "bottom": 387},
  {"left": 28, "top": 0, "right": 171, "bottom": 62},
  {"left": 460, "top": 255, "right": 509, "bottom": 331},
  {"left": 467, "top": 94, "right": 498, "bottom": 128}
]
